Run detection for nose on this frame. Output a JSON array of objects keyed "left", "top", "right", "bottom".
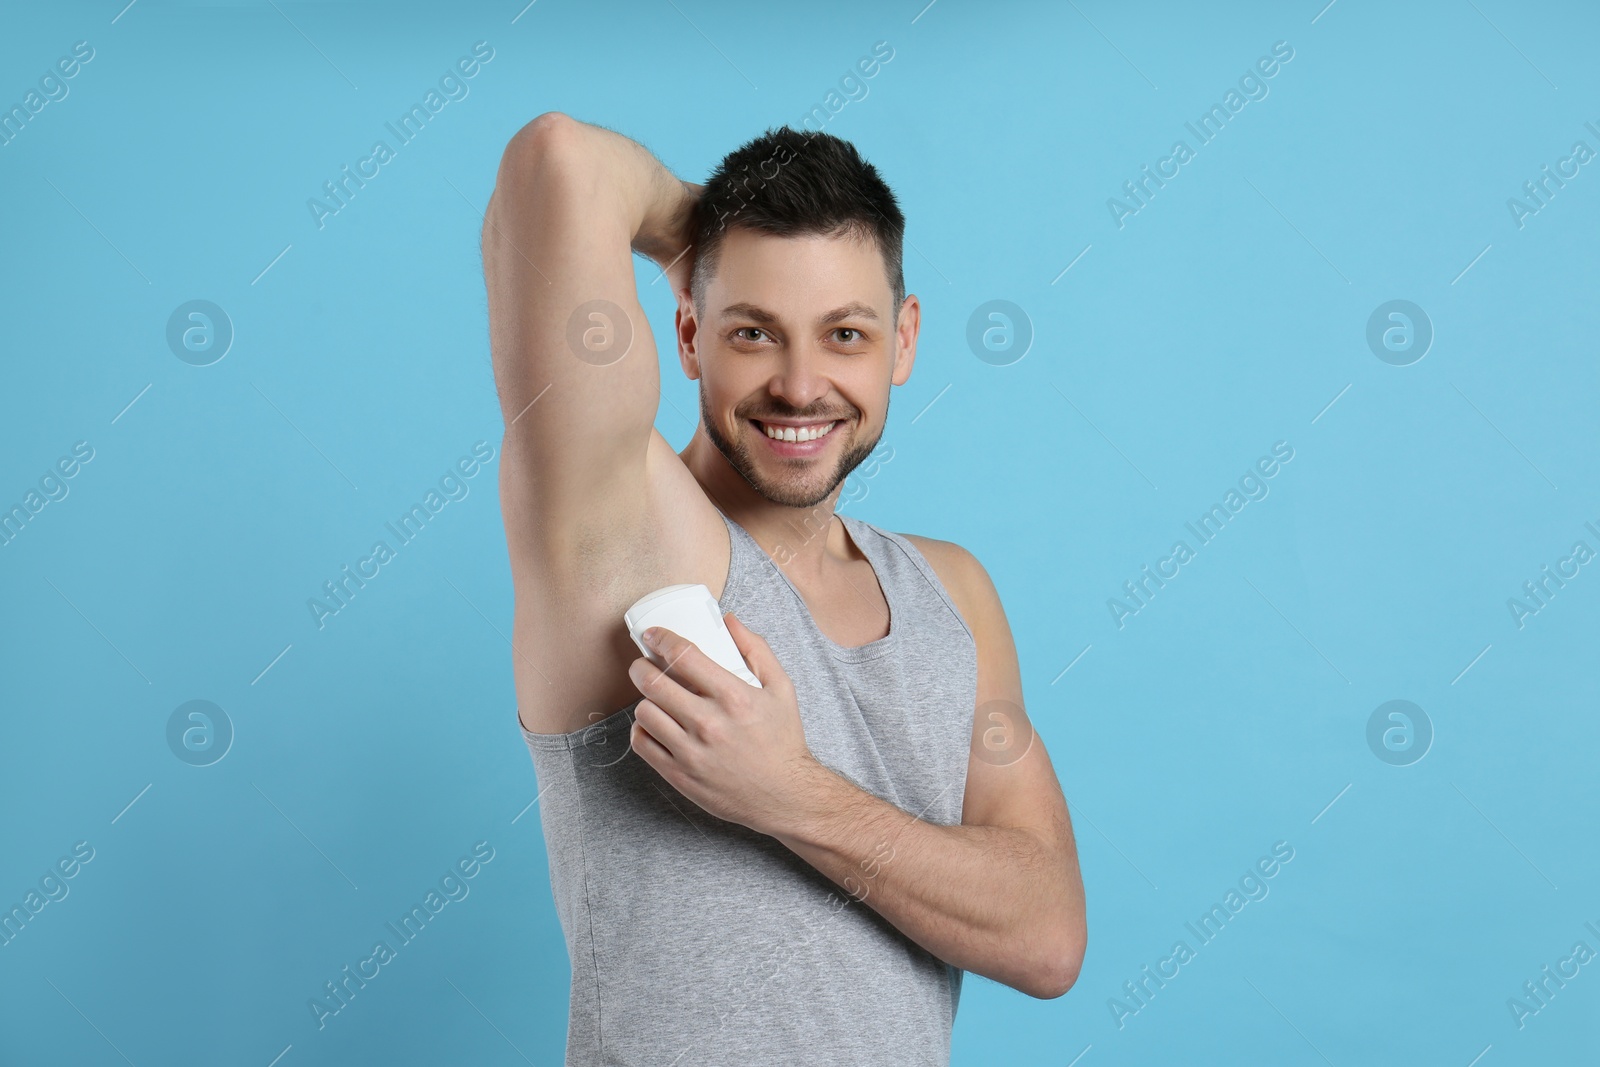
[{"left": 766, "top": 343, "right": 831, "bottom": 413}]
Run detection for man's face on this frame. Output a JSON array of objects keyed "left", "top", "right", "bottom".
[{"left": 681, "top": 227, "right": 915, "bottom": 509}]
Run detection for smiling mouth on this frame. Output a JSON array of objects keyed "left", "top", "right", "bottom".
[{"left": 750, "top": 418, "right": 841, "bottom": 443}]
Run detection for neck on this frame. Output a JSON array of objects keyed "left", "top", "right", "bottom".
[{"left": 680, "top": 427, "right": 852, "bottom": 579}]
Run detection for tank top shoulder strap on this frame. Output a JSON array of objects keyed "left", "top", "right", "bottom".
[
  {"left": 713, "top": 506, "right": 760, "bottom": 611},
  {"left": 836, "top": 513, "right": 977, "bottom": 647}
]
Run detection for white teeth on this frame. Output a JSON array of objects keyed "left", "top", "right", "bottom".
[{"left": 761, "top": 420, "right": 835, "bottom": 443}]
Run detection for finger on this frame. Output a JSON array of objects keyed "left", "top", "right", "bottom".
[
  {"left": 646, "top": 626, "right": 735, "bottom": 703},
  {"left": 723, "top": 613, "right": 785, "bottom": 692},
  {"left": 632, "top": 697, "right": 687, "bottom": 755},
  {"left": 630, "top": 718, "right": 674, "bottom": 768},
  {"left": 630, "top": 651, "right": 708, "bottom": 735}
]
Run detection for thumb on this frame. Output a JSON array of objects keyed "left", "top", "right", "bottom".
[{"left": 724, "top": 612, "right": 783, "bottom": 688}]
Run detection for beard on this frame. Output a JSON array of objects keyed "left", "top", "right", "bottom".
[{"left": 698, "top": 383, "right": 885, "bottom": 509}]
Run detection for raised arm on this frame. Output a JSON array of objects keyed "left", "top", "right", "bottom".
[{"left": 482, "top": 111, "right": 696, "bottom": 572}]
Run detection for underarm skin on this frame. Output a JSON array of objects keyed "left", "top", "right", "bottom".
[{"left": 768, "top": 760, "right": 1085, "bottom": 1000}]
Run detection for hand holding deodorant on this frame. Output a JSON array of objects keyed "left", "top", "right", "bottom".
[{"left": 624, "top": 584, "right": 763, "bottom": 689}]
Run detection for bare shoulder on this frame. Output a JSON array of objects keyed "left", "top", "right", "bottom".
[{"left": 899, "top": 532, "right": 975, "bottom": 581}]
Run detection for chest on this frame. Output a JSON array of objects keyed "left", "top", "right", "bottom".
[{"left": 782, "top": 556, "right": 891, "bottom": 650}]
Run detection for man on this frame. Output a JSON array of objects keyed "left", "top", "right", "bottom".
[{"left": 481, "top": 112, "right": 1086, "bottom": 1065}]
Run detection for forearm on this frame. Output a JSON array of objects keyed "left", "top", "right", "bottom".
[{"left": 769, "top": 760, "right": 1085, "bottom": 999}]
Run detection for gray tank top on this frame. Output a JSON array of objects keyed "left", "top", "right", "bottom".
[{"left": 519, "top": 506, "right": 979, "bottom": 1066}]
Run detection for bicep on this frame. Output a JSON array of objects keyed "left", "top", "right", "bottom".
[{"left": 949, "top": 550, "right": 1073, "bottom": 850}]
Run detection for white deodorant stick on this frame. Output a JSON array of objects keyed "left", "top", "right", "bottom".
[{"left": 624, "top": 583, "right": 763, "bottom": 689}]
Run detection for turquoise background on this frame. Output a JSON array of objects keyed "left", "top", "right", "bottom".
[{"left": 2, "top": 0, "right": 1597, "bottom": 1063}]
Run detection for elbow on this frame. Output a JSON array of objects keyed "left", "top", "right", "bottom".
[
  {"left": 494, "top": 111, "right": 585, "bottom": 194},
  {"left": 1025, "top": 922, "right": 1086, "bottom": 1000},
  {"left": 507, "top": 110, "right": 576, "bottom": 160},
  {"left": 487, "top": 111, "right": 589, "bottom": 238},
  {"left": 1033, "top": 958, "right": 1082, "bottom": 1001},
  {"left": 1025, "top": 959, "right": 1080, "bottom": 1002}
]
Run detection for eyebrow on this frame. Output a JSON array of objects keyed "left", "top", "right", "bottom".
[{"left": 718, "top": 301, "right": 880, "bottom": 325}]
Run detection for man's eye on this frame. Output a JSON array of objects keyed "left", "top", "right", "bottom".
[
  {"left": 835, "top": 328, "right": 862, "bottom": 343},
  {"left": 735, "top": 327, "right": 767, "bottom": 342}
]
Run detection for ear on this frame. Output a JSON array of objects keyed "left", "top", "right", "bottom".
[
  {"left": 675, "top": 291, "right": 701, "bottom": 379},
  {"left": 891, "top": 293, "right": 919, "bottom": 386}
]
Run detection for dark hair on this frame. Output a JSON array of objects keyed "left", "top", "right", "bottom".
[{"left": 690, "top": 125, "right": 905, "bottom": 321}]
